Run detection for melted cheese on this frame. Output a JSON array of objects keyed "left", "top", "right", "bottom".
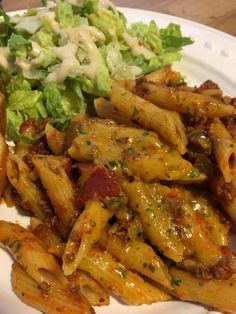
[{"left": 123, "top": 32, "right": 156, "bottom": 60}]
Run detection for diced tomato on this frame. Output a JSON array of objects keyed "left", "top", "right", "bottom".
[
  {"left": 80, "top": 165, "right": 121, "bottom": 203},
  {"left": 221, "top": 246, "right": 231, "bottom": 256}
]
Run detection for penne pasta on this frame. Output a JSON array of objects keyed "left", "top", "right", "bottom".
[
  {"left": 45, "top": 123, "right": 65, "bottom": 155},
  {"left": 12, "top": 262, "right": 94, "bottom": 314},
  {"left": 151, "top": 183, "right": 233, "bottom": 269},
  {"left": 0, "top": 221, "right": 67, "bottom": 288},
  {"left": 67, "top": 269, "right": 110, "bottom": 306},
  {"left": 63, "top": 199, "right": 113, "bottom": 276},
  {"left": 0, "top": 91, "right": 6, "bottom": 135},
  {"left": 0, "top": 132, "right": 8, "bottom": 197},
  {"left": 32, "top": 155, "right": 79, "bottom": 237},
  {"left": 7, "top": 154, "right": 52, "bottom": 220},
  {"left": 30, "top": 217, "right": 63, "bottom": 249},
  {"left": 99, "top": 230, "right": 173, "bottom": 289},
  {"left": 209, "top": 118, "right": 236, "bottom": 183},
  {"left": 169, "top": 267, "right": 236, "bottom": 313},
  {"left": 68, "top": 115, "right": 205, "bottom": 183},
  {"left": 79, "top": 247, "right": 171, "bottom": 305},
  {"left": 141, "top": 65, "right": 172, "bottom": 84},
  {"left": 136, "top": 82, "right": 234, "bottom": 117},
  {"left": 122, "top": 179, "right": 185, "bottom": 262},
  {"left": 94, "top": 97, "right": 139, "bottom": 127},
  {"left": 110, "top": 81, "right": 187, "bottom": 154}
]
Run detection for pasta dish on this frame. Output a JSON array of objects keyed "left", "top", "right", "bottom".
[{"left": 0, "top": 65, "right": 236, "bottom": 313}]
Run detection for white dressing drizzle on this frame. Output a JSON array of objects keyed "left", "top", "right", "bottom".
[
  {"left": 31, "top": 41, "right": 42, "bottom": 58},
  {"left": 0, "top": 47, "right": 13, "bottom": 71},
  {"left": 45, "top": 43, "right": 80, "bottom": 83},
  {"left": 123, "top": 32, "right": 156, "bottom": 60},
  {"left": 41, "top": 12, "right": 61, "bottom": 34}
]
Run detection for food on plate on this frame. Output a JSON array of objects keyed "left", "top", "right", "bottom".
[
  {"left": 0, "top": 0, "right": 193, "bottom": 143},
  {"left": 0, "top": 62, "right": 236, "bottom": 313}
]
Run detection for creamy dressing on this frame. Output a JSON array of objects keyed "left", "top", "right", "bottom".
[
  {"left": 64, "top": 25, "right": 105, "bottom": 43},
  {"left": 130, "top": 65, "right": 142, "bottom": 76},
  {"left": 40, "top": 10, "right": 105, "bottom": 82},
  {"left": 64, "top": 26, "right": 101, "bottom": 80},
  {"left": 41, "top": 12, "right": 61, "bottom": 34},
  {"left": 31, "top": 41, "right": 42, "bottom": 58},
  {"left": 45, "top": 43, "right": 80, "bottom": 83},
  {"left": 123, "top": 32, "right": 156, "bottom": 60},
  {"left": 0, "top": 47, "right": 12, "bottom": 71},
  {"left": 16, "top": 59, "right": 32, "bottom": 77}
]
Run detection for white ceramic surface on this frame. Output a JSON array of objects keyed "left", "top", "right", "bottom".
[{"left": 1, "top": 7, "right": 236, "bottom": 314}]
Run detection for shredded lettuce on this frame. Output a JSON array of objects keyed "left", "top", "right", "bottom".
[
  {"left": 0, "top": 10, "right": 17, "bottom": 47},
  {"left": 5, "top": 76, "right": 46, "bottom": 139},
  {"left": 8, "top": 33, "right": 32, "bottom": 58},
  {"left": 55, "top": 0, "right": 76, "bottom": 28},
  {"left": 160, "top": 23, "right": 194, "bottom": 51},
  {"left": 0, "top": 0, "right": 193, "bottom": 142},
  {"left": 129, "top": 21, "right": 163, "bottom": 55}
]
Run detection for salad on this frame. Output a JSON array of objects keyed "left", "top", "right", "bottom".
[{"left": 0, "top": 0, "right": 193, "bottom": 142}]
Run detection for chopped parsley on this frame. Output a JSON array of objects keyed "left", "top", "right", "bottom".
[
  {"left": 137, "top": 231, "right": 143, "bottom": 239},
  {"left": 145, "top": 207, "right": 156, "bottom": 220},
  {"left": 127, "top": 147, "right": 135, "bottom": 154},
  {"left": 203, "top": 210, "right": 210, "bottom": 217},
  {"left": 167, "top": 79, "right": 174, "bottom": 86},
  {"left": 176, "top": 77, "right": 185, "bottom": 84},
  {"left": 116, "top": 266, "right": 126, "bottom": 278},
  {"left": 119, "top": 160, "right": 128, "bottom": 170},
  {"left": 79, "top": 129, "right": 86, "bottom": 135},
  {"left": 148, "top": 263, "right": 155, "bottom": 273},
  {"left": 189, "top": 170, "right": 200, "bottom": 178},
  {"left": 107, "top": 197, "right": 126, "bottom": 209},
  {"left": 8, "top": 240, "right": 22, "bottom": 253},
  {"left": 86, "top": 140, "right": 91, "bottom": 145},
  {"left": 143, "top": 131, "right": 150, "bottom": 137},
  {"left": 132, "top": 107, "right": 140, "bottom": 120},
  {"left": 108, "top": 160, "right": 118, "bottom": 169},
  {"left": 171, "top": 278, "right": 182, "bottom": 287}
]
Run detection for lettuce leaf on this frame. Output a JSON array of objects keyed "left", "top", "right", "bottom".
[
  {"left": 6, "top": 88, "right": 47, "bottom": 141},
  {"left": 101, "top": 42, "right": 136, "bottom": 80},
  {"left": 8, "top": 33, "right": 32, "bottom": 58},
  {"left": 129, "top": 21, "right": 163, "bottom": 55},
  {"left": 0, "top": 10, "right": 17, "bottom": 47},
  {"left": 88, "top": 7, "right": 126, "bottom": 42},
  {"left": 55, "top": 0, "right": 75, "bottom": 28},
  {"left": 160, "top": 23, "right": 194, "bottom": 51}
]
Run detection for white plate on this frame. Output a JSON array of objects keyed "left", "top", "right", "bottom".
[{"left": 1, "top": 7, "right": 236, "bottom": 314}]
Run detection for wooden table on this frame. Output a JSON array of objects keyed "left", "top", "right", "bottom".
[{"left": 2, "top": 0, "right": 236, "bottom": 37}]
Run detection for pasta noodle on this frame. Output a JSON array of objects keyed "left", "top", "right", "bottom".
[
  {"left": 32, "top": 155, "right": 79, "bottom": 237},
  {"left": 63, "top": 199, "right": 113, "bottom": 276},
  {"left": 12, "top": 263, "right": 94, "bottom": 314},
  {"left": 209, "top": 118, "right": 236, "bottom": 183},
  {"left": 110, "top": 80, "right": 188, "bottom": 154},
  {"left": 136, "top": 81, "right": 234, "bottom": 118},
  {"left": 1, "top": 64, "right": 236, "bottom": 314}
]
